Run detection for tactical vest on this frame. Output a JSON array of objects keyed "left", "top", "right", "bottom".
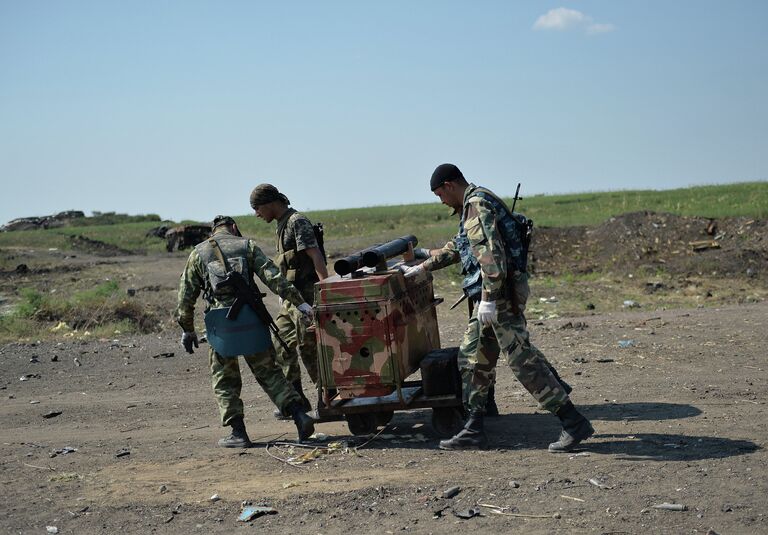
[
  {"left": 195, "top": 233, "right": 271, "bottom": 357},
  {"left": 457, "top": 186, "right": 532, "bottom": 300},
  {"left": 275, "top": 209, "right": 319, "bottom": 292},
  {"left": 194, "top": 233, "right": 253, "bottom": 306}
]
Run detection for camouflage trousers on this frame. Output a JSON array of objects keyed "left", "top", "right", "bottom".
[
  {"left": 458, "top": 296, "right": 568, "bottom": 414},
  {"left": 273, "top": 299, "right": 319, "bottom": 385},
  {"left": 209, "top": 346, "right": 301, "bottom": 426}
]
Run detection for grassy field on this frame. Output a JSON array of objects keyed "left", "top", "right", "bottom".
[{"left": 1, "top": 181, "right": 766, "bottom": 256}]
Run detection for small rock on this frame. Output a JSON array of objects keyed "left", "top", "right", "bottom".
[
  {"left": 442, "top": 485, "right": 461, "bottom": 499},
  {"left": 74, "top": 357, "right": 81, "bottom": 367},
  {"left": 51, "top": 355, "right": 59, "bottom": 362},
  {"left": 46, "top": 527, "right": 58, "bottom": 534},
  {"left": 210, "top": 493, "right": 220, "bottom": 502},
  {"left": 159, "top": 485, "right": 167, "bottom": 494},
  {"left": 623, "top": 300, "right": 641, "bottom": 308},
  {"left": 43, "top": 410, "right": 63, "bottom": 419},
  {"left": 509, "top": 481, "right": 520, "bottom": 488}
]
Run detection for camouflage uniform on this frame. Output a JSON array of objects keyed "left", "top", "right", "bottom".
[
  {"left": 273, "top": 208, "right": 321, "bottom": 384},
  {"left": 423, "top": 183, "right": 569, "bottom": 414},
  {"left": 175, "top": 227, "right": 306, "bottom": 426}
]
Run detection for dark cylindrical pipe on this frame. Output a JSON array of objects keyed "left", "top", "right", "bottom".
[
  {"left": 361, "top": 235, "right": 418, "bottom": 268},
  {"left": 333, "top": 235, "right": 419, "bottom": 276},
  {"left": 333, "top": 253, "right": 365, "bottom": 277}
]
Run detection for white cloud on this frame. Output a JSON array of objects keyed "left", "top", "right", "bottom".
[
  {"left": 587, "top": 23, "right": 617, "bottom": 35},
  {"left": 533, "top": 7, "right": 587, "bottom": 30},
  {"left": 533, "top": 7, "right": 616, "bottom": 35}
]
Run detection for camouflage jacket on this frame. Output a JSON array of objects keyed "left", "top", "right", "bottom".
[
  {"left": 275, "top": 208, "right": 321, "bottom": 296},
  {"left": 175, "top": 228, "right": 305, "bottom": 332},
  {"left": 423, "top": 183, "right": 509, "bottom": 302}
]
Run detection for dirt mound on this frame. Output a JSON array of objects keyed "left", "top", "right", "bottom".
[
  {"left": 70, "top": 235, "right": 133, "bottom": 256},
  {"left": 531, "top": 212, "right": 766, "bottom": 280}
]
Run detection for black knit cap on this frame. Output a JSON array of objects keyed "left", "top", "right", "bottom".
[
  {"left": 430, "top": 163, "right": 465, "bottom": 191},
  {"left": 211, "top": 215, "right": 236, "bottom": 229}
]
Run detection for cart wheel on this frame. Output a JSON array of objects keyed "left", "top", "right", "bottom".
[
  {"left": 375, "top": 411, "right": 394, "bottom": 426},
  {"left": 346, "top": 413, "right": 378, "bottom": 435},
  {"left": 431, "top": 407, "right": 465, "bottom": 438}
]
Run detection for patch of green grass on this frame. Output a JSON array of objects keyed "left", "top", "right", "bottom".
[{"left": 0, "top": 281, "right": 156, "bottom": 342}]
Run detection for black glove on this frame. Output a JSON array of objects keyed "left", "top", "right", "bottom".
[{"left": 181, "top": 331, "right": 199, "bottom": 354}]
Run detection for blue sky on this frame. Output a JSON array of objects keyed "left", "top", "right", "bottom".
[{"left": 1, "top": 1, "right": 766, "bottom": 224}]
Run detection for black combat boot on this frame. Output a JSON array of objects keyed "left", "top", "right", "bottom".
[
  {"left": 548, "top": 401, "right": 594, "bottom": 453},
  {"left": 485, "top": 384, "right": 500, "bottom": 417},
  {"left": 548, "top": 365, "right": 573, "bottom": 394},
  {"left": 287, "top": 402, "right": 315, "bottom": 442},
  {"left": 273, "top": 379, "right": 312, "bottom": 420},
  {"left": 438, "top": 410, "right": 488, "bottom": 450},
  {"left": 218, "top": 416, "right": 252, "bottom": 448}
]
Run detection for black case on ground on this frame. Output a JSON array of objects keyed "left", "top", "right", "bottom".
[{"left": 420, "top": 347, "right": 461, "bottom": 397}]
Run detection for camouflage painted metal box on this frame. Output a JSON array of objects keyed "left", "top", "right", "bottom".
[{"left": 314, "top": 268, "right": 441, "bottom": 399}]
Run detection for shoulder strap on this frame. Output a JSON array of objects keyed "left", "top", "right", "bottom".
[
  {"left": 208, "top": 238, "right": 232, "bottom": 272},
  {"left": 471, "top": 186, "right": 516, "bottom": 217}
]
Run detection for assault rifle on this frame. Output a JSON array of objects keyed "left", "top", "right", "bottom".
[{"left": 215, "top": 271, "right": 290, "bottom": 352}]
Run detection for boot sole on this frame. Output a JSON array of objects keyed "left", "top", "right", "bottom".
[
  {"left": 438, "top": 441, "right": 489, "bottom": 451},
  {"left": 548, "top": 425, "right": 594, "bottom": 453}
]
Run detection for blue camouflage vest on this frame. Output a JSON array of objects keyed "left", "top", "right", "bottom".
[{"left": 457, "top": 187, "right": 532, "bottom": 299}]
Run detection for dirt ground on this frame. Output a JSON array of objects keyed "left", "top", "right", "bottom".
[{"left": 1, "top": 213, "right": 767, "bottom": 534}]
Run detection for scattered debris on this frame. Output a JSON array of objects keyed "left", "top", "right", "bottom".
[
  {"left": 151, "top": 352, "right": 175, "bottom": 359},
  {"left": 623, "top": 300, "right": 641, "bottom": 308},
  {"left": 210, "top": 493, "right": 221, "bottom": 502},
  {"left": 539, "top": 296, "right": 559, "bottom": 303},
  {"left": 432, "top": 505, "right": 449, "bottom": 518},
  {"left": 52, "top": 447, "right": 77, "bottom": 456},
  {"left": 43, "top": 411, "right": 63, "bottom": 419},
  {"left": 560, "top": 495, "right": 585, "bottom": 502},
  {"left": 159, "top": 485, "right": 167, "bottom": 494},
  {"left": 74, "top": 357, "right": 81, "bottom": 367},
  {"left": 115, "top": 448, "right": 131, "bottom": 458},
  {"left": 19, "top": 374, "right": 40, "bottom": 381},
  {"left": 588, "top": 478, "right": 614, "bottom": 490},
  {"left": 618, "top": 339, "right": 636, "bottom": 348},
  {"left": 238, "top": 505, "right": 278, "bottom": 522},
  {"left": 478, "top": 503, "right": 559, "bottom": 519},
  {"left": 452, "top": 507, "right": 482, "bottom": 519},
  {"left": 509, "top": 481, "right": 520, "bottom": 488},
  {"left": 689, "top": 240, "right": 721, "bottom": 252},
  {"left": 441, "top": 486, "right": 461, "bottom": 499},
  {"left": 595, "top": 358, "right": 615, "bottom": 363},
  {"left": 30, "top": 355, "right": 39, "bottom": 363},
  {"left": 652, "top": 502, "right": 687, "bottom": 511},
  {"left": 46, "top": 526, "right": 58, "bottom": 534},
  {"left": 51, "top": 355, "right": 59, "bottom": 362}
]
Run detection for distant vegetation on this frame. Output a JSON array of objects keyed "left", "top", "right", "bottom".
[
  {"left": 0, "top": 182, "right": 765, "bottom": 255},
  {"left": 69, "top": 211, "right": 162, "bottom": 226}
]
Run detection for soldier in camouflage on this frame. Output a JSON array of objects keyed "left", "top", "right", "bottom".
[
  {"left": 249, "top": 184, "right": 329, "bottom": 417},
  {"left": 404, "top": 164, "right": 594, "bottom": 452},
  {"left": 175, "top": 215, "right": 315, "bottom": 447}
]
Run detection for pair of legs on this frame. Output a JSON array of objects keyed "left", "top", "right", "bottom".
[
  {"left": 440, "top": 297, "right": 593, "bottom": 451},
  {"left": 209, "top": 345, "right": 314, "bottom": 446},
  {"left": 273, "top": 299, "right": 318, "bottom": 412}
]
